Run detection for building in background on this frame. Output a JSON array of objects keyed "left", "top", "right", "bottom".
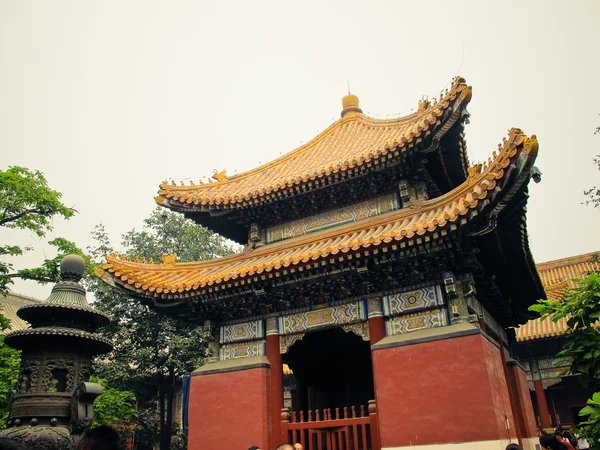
[
  {"left": 0, "top": 293, "right": 42, "bottom": 332},
  {"left": 515, "top": 252, "right": 600, "bottom": 430}
]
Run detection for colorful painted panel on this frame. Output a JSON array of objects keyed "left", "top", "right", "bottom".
[
  {"left": 220, "top": 340, "right": 265, "bottom": 360},
  {"left": 382, "top": 285, "right": 444, "bottom": 317},
  {"left": 219, "top": 320, "right": 264, "bottom": 344},
  {"left": 278, "top": 302, "right": 367, "bottom": 336},
  {"left": 266, "top": 193, "right": 400, "bottom": 243},
  {"left": 385, "top": 308, "right": 449, "bottom": 336}
]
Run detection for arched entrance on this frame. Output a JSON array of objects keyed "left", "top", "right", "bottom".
[{"left": 283, "top": 327, "right": 374, "bottom": 414}]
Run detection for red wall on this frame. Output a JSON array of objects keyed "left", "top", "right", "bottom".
[
  {"left": 372, "top": 333, "right": 516, "bottom": 447},
  {"left": 481, "top": 338, "right": 517, "bottom": 441},
  {"left": 516, "top": 364, "right": 538, "bottom": 437},
  {"left": 188, "top": 367, "right": 270, "bottom": 450}
]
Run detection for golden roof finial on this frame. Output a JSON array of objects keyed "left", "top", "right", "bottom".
[{"left": 341, "top": 94, "right": 362, "bottom": 118}]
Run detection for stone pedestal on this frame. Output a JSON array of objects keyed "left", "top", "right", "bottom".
[
  {"left": 187, "top": 356, "right": 271, "bottom": 450},
  {"left": 371, "top": 323, "right": 518, "bottom": 450}
]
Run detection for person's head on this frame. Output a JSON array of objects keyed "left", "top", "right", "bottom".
[
  {"left": 537, "top": 428, "right": 547, "bottom": 437},
  {"left": 294, "top": 444, "right": 303, "bottom": 450},
  {"left": 275, "top": 445, "right": 294, "bottom": 450},
  {"left": 506, "top": 444, "right": 521, "bottom": 450},
  {"left": 77, "top": 425, "right": 121, "bottom": 450},
  {"left": 540, "top": 434, "right": 568, "bottom": 450},
  {"left": 248, "top": 447, "right": 260, "bottom": 450},
  {"left": 554, "top": 427, "right": 565, "bottom": 436},
  {"left": 0, "top": 438, "right": 29, "bottom": 450}
]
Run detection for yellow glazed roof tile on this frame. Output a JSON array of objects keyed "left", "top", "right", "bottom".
[
  {"left": 156, "top": 77, "right": 472, "bottom": 208},
  {"left": 515, "top": 252, "right": 600, "bottom": 342},
  {"left": 99, "top": 128, "right": 538, "bottom": 299}
]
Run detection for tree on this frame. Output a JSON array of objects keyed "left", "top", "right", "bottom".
[
  {"left": 584, "top": 123, "right": 600, "bottom": 208},
  {"left": 0, "top": 309, "right": 21, "bottom": 430},
  {"left": 529, "top": 273, "right": 600, "bottom": 441},
  {"left": 0, "top": 166, "right": 78, "bottom": 293},
  {"left": 584, "top": 155, "right": 600, "bottom": 209},
  {"left": 90, "top": 377, "right": 138, "bottom": 437},
  {"left": 88, "top": 208, "right": 237, "bottom": 450}
]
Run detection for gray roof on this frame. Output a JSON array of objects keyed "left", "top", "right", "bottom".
[{"left": 0, "top": 293, "right": 43, "bottom": 333}]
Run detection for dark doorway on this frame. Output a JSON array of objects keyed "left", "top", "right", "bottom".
[{"left": 284, "top": 327, "right": 374, "bottom": 413}]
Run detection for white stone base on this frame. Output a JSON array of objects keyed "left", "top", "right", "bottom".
[
  {"left": 521, "top": 437, "right": 541, "bottom": 450},
  {"left": 383, "top": 439, "right": 520, "bottom": 450}
]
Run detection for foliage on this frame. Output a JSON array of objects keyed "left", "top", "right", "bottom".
[
  {"left": 0, "top": 166, "right": 78, "bottom": 294},
  {"left": 529, "top": 273, "right": 600, "bottom": 441},
  {"left": 89, "top": 207, "right": 237, "bottom": 450},
  {"left": 89, "top": 377, "right": 138, "bottom": 436},
  {"left": 579, "top": 392, "right": 600, "bottom": 441},
  {"left": 0, "top": 309, "right": 22, "bottom": 430},
  {"left": 586, "top": 123, "right": 600, "bottom": 208},
  {"left": 18, "top": 238, "right": 92, "bottom": 284},
  {"left": 584, "top": 155, "right": 600, "bottom": 209}
]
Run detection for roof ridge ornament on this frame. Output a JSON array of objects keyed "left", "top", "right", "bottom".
[
  {"left": 341, "top": 94, "right": 362, "bottom": 118},
  {"left": 160, "top": 253, "right": 177, "bottom": 266},
  {"left": 212, "top": 169, "right": 228, "bottom": 182}
]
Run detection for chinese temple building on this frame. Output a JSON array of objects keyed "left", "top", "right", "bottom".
[
  {"left": 515, "top": 252, "right": 600, "bottom": 431},
  {"left": 98, "top": 77, "right": 545, "bottom": 450}
]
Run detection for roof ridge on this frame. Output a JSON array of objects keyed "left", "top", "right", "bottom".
[{"left": 536, "top": 251, "right": 600, "bottom": 271}]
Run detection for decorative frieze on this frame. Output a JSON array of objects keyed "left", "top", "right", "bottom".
[
  {"left": 341, "top": 322, "right": 370, "bottom": 341},
  {"left": 220, "top": 340, "right": 265, "bottom": 360},
  {"left": 385, "top": 308, "right": 449, "bottom": 336},
  {"left": 266, "top": 193, "right": 400, "bottom": 243},
  {"left": 525, "top": 358, "right": 569, "bottom": 390},
  {"left": 280, "top": 333, "right": 305, "bottom": 354},
  {"left": 278, "top": 302, "right": 366, "bottom": 335},
  {"left": 382, "top": 285, "right": 444, "bottom": 317},
  {"left": 219, "top": 320, "right": 264, "bottom": 344}
]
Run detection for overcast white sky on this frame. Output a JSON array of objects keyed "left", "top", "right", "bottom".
[{"left": 1, "top": 0, "right": 599, "bottom": 300}]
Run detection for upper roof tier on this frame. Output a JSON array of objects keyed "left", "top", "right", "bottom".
[
  {"left": 515, "top": 252, "right": 600, "bottom": 342},
  {"left": 156, "top": 77, "right": 473, "bottom": 239}
]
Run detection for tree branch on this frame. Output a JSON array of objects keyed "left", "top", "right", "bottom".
[{"left": 0, "top": 208, "right": 51, "bottom": 227}]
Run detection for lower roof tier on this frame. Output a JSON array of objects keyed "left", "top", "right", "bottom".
[{"left": 98, "top": 128, "right": 543, "bottom": 326}]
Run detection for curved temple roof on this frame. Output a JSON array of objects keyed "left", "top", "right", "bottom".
[
  {"left": 98, "top": 128, "right": 538, "bottom": 301},
  {"left": 516, "top": 252, "right": 600, "bottom": 341},
  {"left": 156, "top": 77, "right": 472, "bottom": 210}
]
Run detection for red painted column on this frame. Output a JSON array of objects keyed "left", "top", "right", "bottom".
[
  {"left": 530, "top": 359, "right": 552, "bottom": 430},
  {"left": 266, "top": 318, "right": 283, "bottom": 448},
  {"left": 534, "top": 379, "right": 552, "bottom": 429},
  {"left": 367, "top": 298, "right": 386, "bottom": 345},
  {"left": 368, "top": 316, "right": 386, "bottom": 345}
]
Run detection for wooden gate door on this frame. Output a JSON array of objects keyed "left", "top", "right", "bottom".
[{"left": 281, "top": 401, "right": 381, "bottom": 450}]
